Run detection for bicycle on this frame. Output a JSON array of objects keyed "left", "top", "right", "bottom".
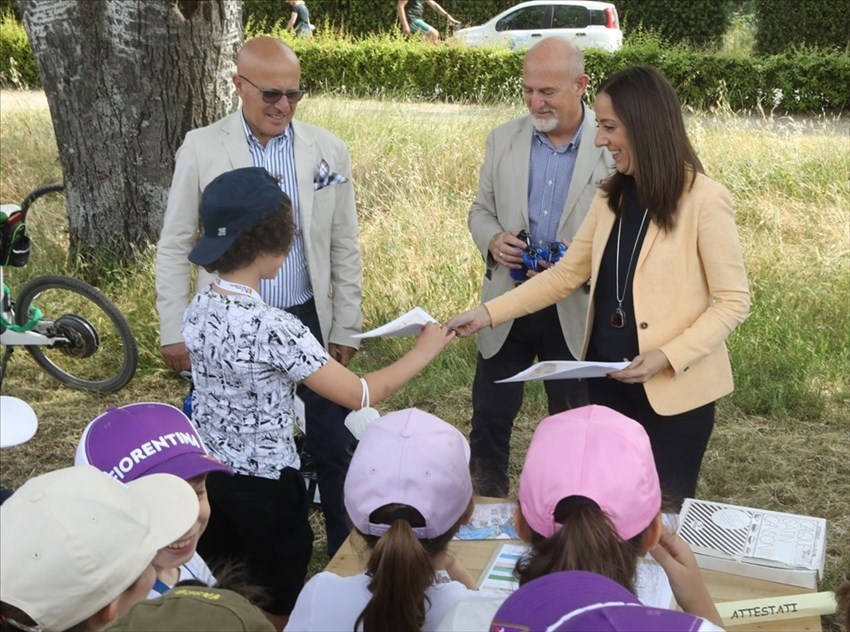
[{"left": 0, "top": 183, "right": 138, "bottom": 393}]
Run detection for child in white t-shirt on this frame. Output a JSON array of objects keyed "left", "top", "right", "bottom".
[
  {"left": 76, "top": 402, "right": 232, "bottom": 599},
  {"left": 181, "top": 167, "right": 455, "bottom": 627},
  {"left": 286, "top": 408, "right": 478, "bottom": 631}
]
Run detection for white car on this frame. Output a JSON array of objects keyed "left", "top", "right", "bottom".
[{"left": 453, "top": 0, "right": 623, "bottom": 52}]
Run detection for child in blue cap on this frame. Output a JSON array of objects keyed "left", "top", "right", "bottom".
[{"left": 181, "top": 166, "right": 454, "bottom": 628}]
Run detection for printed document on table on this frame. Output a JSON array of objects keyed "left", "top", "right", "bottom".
[
  {"left": 495, "top": 360, "right": 629, "bottom": 382},
  {"left": 352, "top": 307, "right": 437, "bottom": 339}
]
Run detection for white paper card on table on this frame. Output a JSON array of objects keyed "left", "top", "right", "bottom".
[
  {"left": 454, "top": 502, "right": 519, "bottom": 540},
  {"left": 478, "top": 544, "right": 527, "bottom": 594},
  {"left": 478, "top": 544, "right": 674, "bottom": 609},
  {"left": 352, "top": 307, "right": 437, "bottom": 339},
  {"left": 495, "top": 360, "right": 629, "bottom": 383}
]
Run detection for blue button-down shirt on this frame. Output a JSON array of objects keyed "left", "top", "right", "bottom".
[
  {"left": 240, "top": 113, "right": 312, "bottom": 309},
  {"left": 527, "top": 108, "right": 585, "bottom": 247}
]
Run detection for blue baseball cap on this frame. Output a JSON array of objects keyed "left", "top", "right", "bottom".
[{"left": 188, "top": 167, "right": 285, "bottom": 266}]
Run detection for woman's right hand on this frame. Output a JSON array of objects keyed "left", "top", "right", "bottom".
[
  {"left": 413, "top": 322, "right": 456, "bottom": 359},
  {"left": 650, "top": 529, "right": 723, "bottom": 627},
  {"left": 446, "top": 306, "right": 492, "bottom": 337}
]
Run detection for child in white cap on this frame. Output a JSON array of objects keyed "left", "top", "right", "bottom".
[
  {"left": 286, "top": 408, "right": 478, "bottom": 631},
  {"left": 76, "top": 402, "right": 233, "bottom": 599},
  {"left": 182, "top": 167, "right": 454, "bottom": 626},
  {"left": 0, "top": 465, "right": 198, "bottom": 632}
]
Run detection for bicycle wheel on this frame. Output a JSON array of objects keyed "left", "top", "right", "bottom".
[{"left": 14, "top": 275, "right": 138, "bottom": 393}]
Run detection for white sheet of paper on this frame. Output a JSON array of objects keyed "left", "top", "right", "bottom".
[
  {"left": 495, "top": 360, "right": 630, "bottom": 382},
  {"left": 352, "top": 307, "right": 437, "bottom": 339},
  {"left": 634, "top": 554, "right": 675, "bottom": 609}
]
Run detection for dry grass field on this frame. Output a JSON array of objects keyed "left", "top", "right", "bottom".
[{"left": 1, "top": 90, "right": 847, "bottom": 626}]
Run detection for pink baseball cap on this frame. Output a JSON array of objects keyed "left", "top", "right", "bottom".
[
  {"left": 344, "top": 408, "right": 473, "bottom": 540},
  {"left": 75, "top": 402, "right": 232, "bottom": 483},
  {"left": 519, "top": 405, "right": 660, "bottom": 540}
]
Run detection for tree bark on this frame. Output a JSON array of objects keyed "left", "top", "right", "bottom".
[{"left": 19, "top": 0, "right": 241, "bottom": 263}]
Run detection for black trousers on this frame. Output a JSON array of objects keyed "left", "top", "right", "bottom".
[
  {"left": 587, "top": 377, "right": 715, "bottom": 508},
  {"left": 199, "top": 468, "right": 313, "bottom": 615},
  {"left": 470, "top": 305, "right": 588, "bottom": 497},
  {"left": 285, "top": 297, "right": 355, "bottom": 557}
]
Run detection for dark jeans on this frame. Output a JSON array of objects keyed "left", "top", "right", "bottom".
[
  {"left": 199, "top": 469, "right": 313, "bottom": 615},
  {"left": 286, "top": 297, "right": 355, "bottom": 557},
  {"left": 587, "top": 377, "right": 715, "bottom": 508},
  {"left": 470, "top": 305, "right": 588, "bottom": 497}
]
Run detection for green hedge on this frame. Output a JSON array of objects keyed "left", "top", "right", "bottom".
[
  {"left": 616, "top": 0, "right": 730, "bottom": 47},
  {"left": 290, "top": 33, "right": 850, "bottom": 112},
  {"left": 0, "top": 11, "right": 36, "bottom": 86},
  {"left": 3, "top": 14, "right": 848, "bottom": 113},
  {"left": 754, "top": 0, "right": 850, "bottom": 55}
]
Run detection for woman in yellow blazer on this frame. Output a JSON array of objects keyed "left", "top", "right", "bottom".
[{"left": 449, "top": 66, "right": 751, "bottom": 504}]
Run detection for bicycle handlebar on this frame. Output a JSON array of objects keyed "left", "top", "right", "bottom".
[{"left": 20, "top": 183, "right": 65, "bottom": 219}]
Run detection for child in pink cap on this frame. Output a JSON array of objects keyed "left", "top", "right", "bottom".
[
  {"left": 512, "top": 404, "right": 721, "bottom": 625},
  {"left": 286, "top": 409, "right": 478, "bottom": 631},
  {"left": 437, "top": 404, "right": 721, "bottom": 631},
  {"left": 76, "top": 402, "right": 232, "bottom": 600}
]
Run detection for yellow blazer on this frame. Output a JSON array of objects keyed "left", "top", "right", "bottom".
[{"left": 486, "top": 173, "right": 751, "bottom": 416}]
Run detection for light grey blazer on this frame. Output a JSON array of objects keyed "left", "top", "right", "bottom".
[{"left": 468, "top": 110, "right": 613, "bottom": 359}]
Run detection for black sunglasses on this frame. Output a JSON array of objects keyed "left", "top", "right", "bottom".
[{"left": 238, "top": 75, "right": 304, "bottom": 105}]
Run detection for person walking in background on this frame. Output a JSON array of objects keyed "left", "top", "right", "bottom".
[
  {"left": 449, "top": 65, "right": 751, "bottom": 507},
  {"left": 155, "top": 36, "right": 362, "bottom": 558},
  {"left": 465, "top": 37, "right": 613, "bottom": 498},
  {"left": 397, "top": 0, "right": 460, "bottom": 43},
  {"left": 286, "top": 0, "right": 313, "bottom": 37}
]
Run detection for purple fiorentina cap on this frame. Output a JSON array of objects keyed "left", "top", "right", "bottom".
[
  {"left": 75, "top": 402, "right": 232, "bottom": 482},
  {"left": 490, "top": 571, "right": 712, "bottom": 632}
]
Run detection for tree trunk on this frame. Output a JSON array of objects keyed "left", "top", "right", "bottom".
[{"left": 19, "top": 0, "right": 242, "bottom": 263}]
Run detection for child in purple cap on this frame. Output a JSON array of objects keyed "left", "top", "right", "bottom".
[
  {"left": 76, "top": 402, "right": 233, "bottom": 600},
  {"left": 181, "top": 167, "right": 455, "bottom": 627},
  {"left": 286, "top": 409, "right": 478, "bottom": 631},
  {"left": 488, "top": 571, "right": 723, "bottom": 631}
]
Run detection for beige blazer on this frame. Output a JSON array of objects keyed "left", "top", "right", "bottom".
[
  {"left": 486, "top": 173, "right": 751, "bottom": 416},
  {"left": 468, "top": 111, "right": 614, "bottom": 359},
  {"left": 155, "top": 111, "right": 362, "bottom": 349}
]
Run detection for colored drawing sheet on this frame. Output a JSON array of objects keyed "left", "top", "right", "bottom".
[
  {"left": 455, "top": 502, "right": 519, "bottom": 540},
  {"left": 478, "top": 544, "right": 527, "bottom": 594}
]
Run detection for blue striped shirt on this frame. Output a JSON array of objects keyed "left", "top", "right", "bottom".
[
  {"left": 240, "top": 112, "right": 313, "bottom": 309},
  {"left": 527, "top": 109, "right": 585, "bottom": 247}
]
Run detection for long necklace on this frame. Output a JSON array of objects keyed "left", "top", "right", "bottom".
[{"left": 610, "top": 208, "right": 648, "bottom": 329}]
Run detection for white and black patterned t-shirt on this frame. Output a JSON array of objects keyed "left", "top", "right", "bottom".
[{"left": 182, "top": 287, "right": 328, "bottom": 479}]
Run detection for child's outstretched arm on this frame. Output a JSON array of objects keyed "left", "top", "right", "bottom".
[{"left": 302, "top": 323, "right": 455, "bottom": 410}]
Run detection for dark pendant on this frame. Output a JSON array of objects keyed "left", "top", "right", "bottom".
[{"left": 609, "top": 307, "right": 626, "bottom": 329}]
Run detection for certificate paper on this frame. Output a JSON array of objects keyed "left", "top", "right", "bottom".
[
  {"left": 495, "top": 360, "right": 629, "bottom": 383},
  {"left": 352, "top": 307, "right": 437, "bottom": 339}
]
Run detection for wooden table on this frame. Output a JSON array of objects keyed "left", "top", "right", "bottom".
[{"left": 326, "top": 527, "right": 821, "bottom": 631}]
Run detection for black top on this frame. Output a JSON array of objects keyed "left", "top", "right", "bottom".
[{"left": 587, "top": 179, "right": 650, "bottom": 362}]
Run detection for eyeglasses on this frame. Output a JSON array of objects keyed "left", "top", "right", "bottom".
[{"left": 238, "top": 75, "right": 304, "bottom": 105}]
